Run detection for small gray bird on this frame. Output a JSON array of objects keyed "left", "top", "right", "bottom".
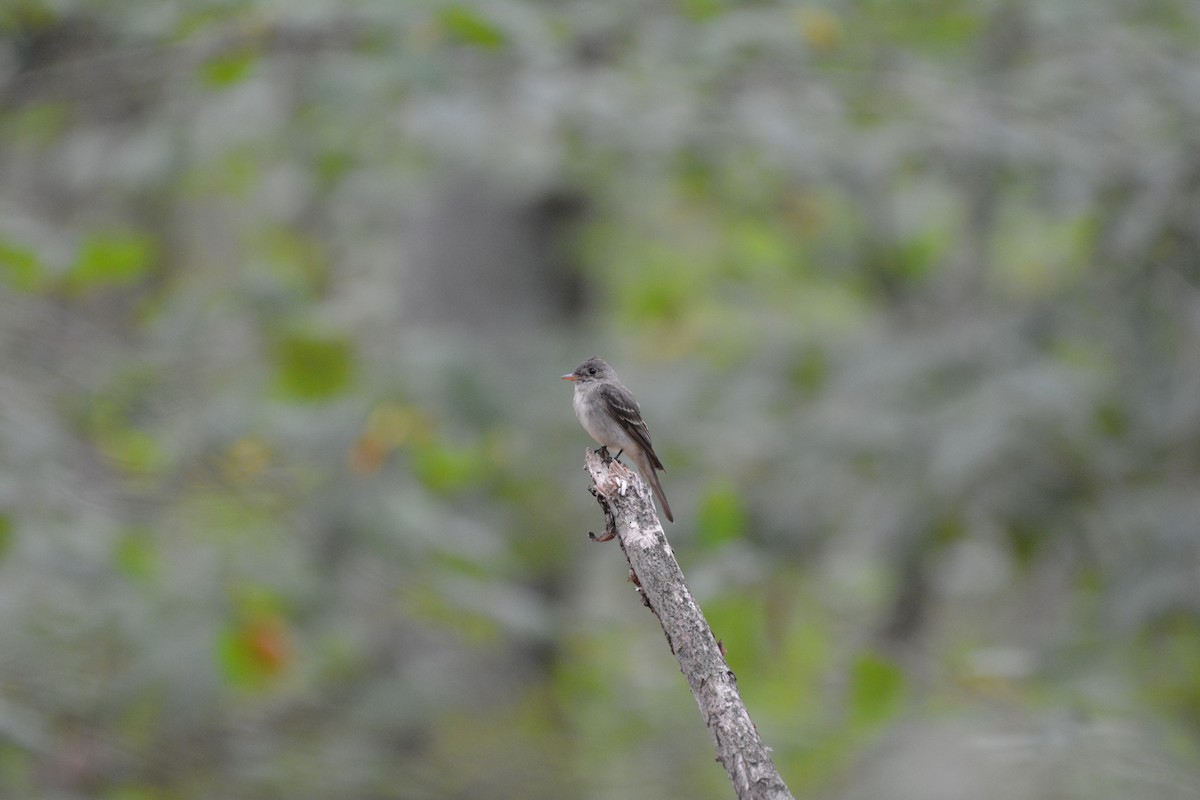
[{"left": 562, "top": 356, "right": 674, "bottom": 523}]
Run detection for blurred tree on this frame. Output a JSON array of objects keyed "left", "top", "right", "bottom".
[{"left": 0, "top": 1, "right": 1199, "bottom": 798}]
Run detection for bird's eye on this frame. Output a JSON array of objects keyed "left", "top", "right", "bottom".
[{"left": 587, "top": 367, "right": 597, "bottom": 376}]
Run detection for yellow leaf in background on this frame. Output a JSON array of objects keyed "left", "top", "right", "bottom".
[
  {"left": 225, "top": 437, "right": 271, "bottom": 483},
  {"left": 349, "top": 403, "right": 435, "bottom": 474},
  {"left": 348, "top": 436, "right": 388, "bottom": 475},
  {"left": 796, "top": 8, "right": 842, "bottom": 51},
  {"left": 364, "top": 403, "right": 432, "bottom": 449}
]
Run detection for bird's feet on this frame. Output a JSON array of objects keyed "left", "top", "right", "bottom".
[{"left": 596, "top": 446, "right": 625, "bottom": 465}]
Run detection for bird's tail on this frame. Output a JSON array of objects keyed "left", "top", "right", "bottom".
[{"left": 640, "top": 459, "right": 674, "bottom": 523}]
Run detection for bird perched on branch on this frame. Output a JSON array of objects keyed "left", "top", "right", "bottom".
[{"left": 562, "top": 357, "right": 674, "bottom": 523}]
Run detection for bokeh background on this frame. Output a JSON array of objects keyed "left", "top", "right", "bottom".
[{"left": 3, "top": 1, "right": 1200, "bottom": 798}]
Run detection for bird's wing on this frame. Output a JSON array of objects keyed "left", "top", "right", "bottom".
[{"left": 598, "top": 382, "right": 665, "bottom": 471}]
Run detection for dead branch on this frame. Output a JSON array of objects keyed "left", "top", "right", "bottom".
[{"left": 582, "top": 448, "right": 794, "bottom": 800}]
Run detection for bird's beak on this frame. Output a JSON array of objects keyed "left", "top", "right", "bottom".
[{"left": 561, "top": 373, "right": 577, "bottom": 381}]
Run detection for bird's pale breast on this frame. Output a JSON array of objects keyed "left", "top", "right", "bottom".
[{"left": 574, "top": 385, "right": 637, "bottom": 452}]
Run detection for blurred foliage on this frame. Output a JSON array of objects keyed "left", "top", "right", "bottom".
[
  {"left": 1, "top": 0, "right": 1200, "bottom": 799},
  {"left": 271, "top": 332, "right": 357, "bottom": 401}
]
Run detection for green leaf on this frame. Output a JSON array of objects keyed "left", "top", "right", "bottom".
[
  {"left": 728, "top": 218, "right": 792, "bottom": 276},
  {"left": 992, "top": 211, "right": 1094, "bottom": 298},
  {"left": 678, "top": 0, "right": 728, "bottom": 22},
  {"left": 200, "top": 49, "right": 258, "bottom": 87},
  {"left": 104, "top": 787, "right": 161, "bottom": 800},
  {"left": 1138, "top": 614, "right": 1200, "bottom": 725},
  {"left": 788, "top": 346, "right": 829, "bottom": 395},
  {"left": 0, "top": 239, "right": 43, "bottom": 291},
  {"left": 217, "top": 614, "right": 291, "bottom": 688},
  {"left": 114, "top": 528, "right": 158, "bottom": 581},
  {"left": 701, "top": 594, "right": 759, "bottom": 668},
  {"left": 0, "top": 514, "right": 13, "bottom": 561},
  {"left": 438, "top": 7, "right": 506, "bottom": 49},
  {"left": 620, "top": 266, "right": 689, "bottom": 323},
  {"left": 96, "top": 428, "right": 165, "bottom": 476},
  {"left": 697, "top": 482, "right": 747, "bottom": 548},
  {"left": 0, "top": 3, "right": 56, "bottom": 32},
  {"left": 252, "top": 225, "right": 328, "bottom": 298},
  {"left": 405, "top": 582, "right": 499, "bottom": 643},
  {"left": 217, "top": 588, "right": 294, "bottom": 688},
  {"left": 272, "top": 333, "right": 357, "bottom": 401},
  {"left": 411, "top": 441, "right": 484, "bottom": 494},
  {"left": 849, "top": 651, "right": 905, "bottom": 727},
  {"left": 5, "top": 102, "right": 70, "bottom": 146},
  {"left": 69, "top": 231, "right": 155, "bottom": 289}
]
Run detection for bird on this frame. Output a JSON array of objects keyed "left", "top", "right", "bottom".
[{"left": 561, "top": 356, "right": 674, "bottom": 523}]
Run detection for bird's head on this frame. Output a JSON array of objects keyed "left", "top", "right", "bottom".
[{"left": 561, "top": 356, "right": 615, "bottom": 384}]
